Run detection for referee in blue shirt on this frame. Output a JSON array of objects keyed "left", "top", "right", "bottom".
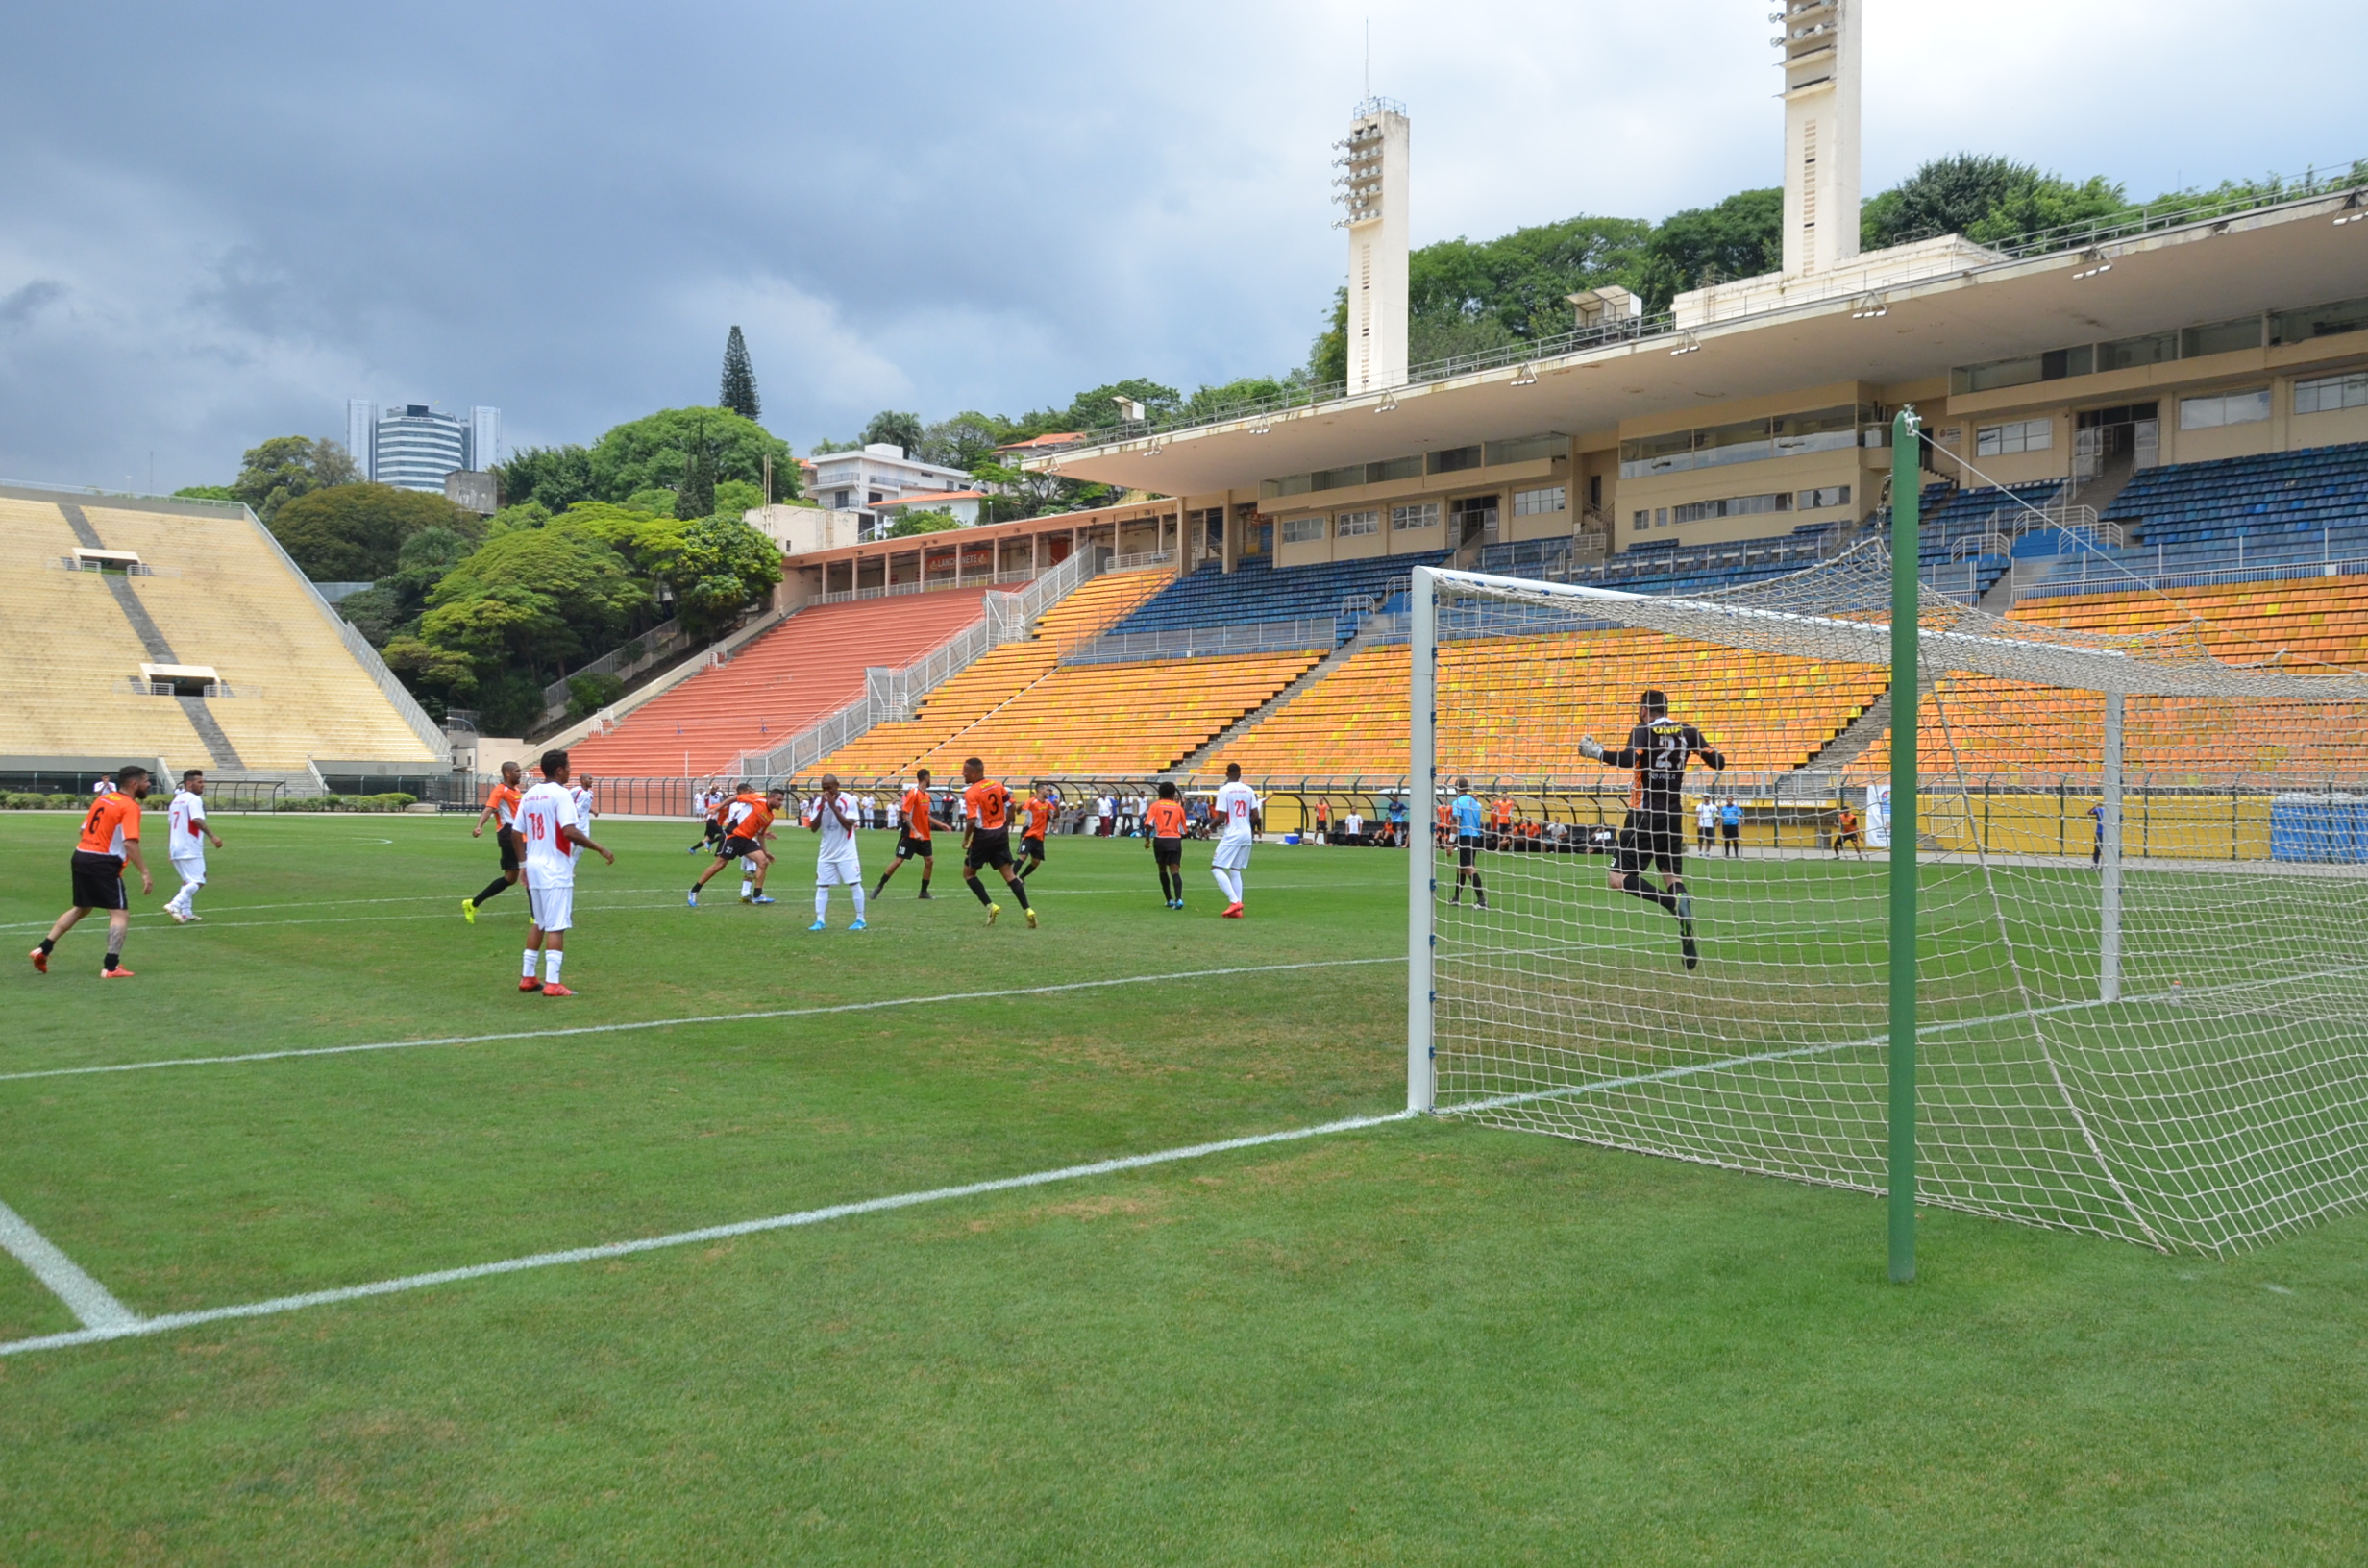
[{"left": 1449, "top": 777, "right": 1489, "bottom": 909}]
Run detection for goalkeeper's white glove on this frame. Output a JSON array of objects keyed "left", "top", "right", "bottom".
[{"left": 1579, "top": 734, "right": 1604, "bottom": 761}]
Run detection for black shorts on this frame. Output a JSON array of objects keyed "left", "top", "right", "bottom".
[
  {"left": 1021, "top": 834, "right": 1046, "bottom": 861},
  {"left": 497, "top": 825, "right": 521, "bottom": 872},
  {"left": 896, "top": 831, "right": 934, "bottom": 861},
  {"left": 1457, "top": 835, "right": 1481, "bottom": 869},
  {"left": 1720, "top": 822, "right": 1740, "bottom": 841},
  {"left": 720, "top": 834, "right": 762, "bottom": 860},
  {"left": 1614, "top": 811, "right": 1686, "bottom": 877},
  {"left": 703, "top": 820, "right": 725, "bottom": 842},
  {"left": 69, "top": 849, "right": 127, "bottom": 911},
  {"left": 1151, "top": 838, "right": 1182, "bottom": 866},
  {"left": 966, "top": 829, "right": 1014, "bottom": 872}
]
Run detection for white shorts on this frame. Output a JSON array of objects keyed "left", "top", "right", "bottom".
[
  {"left": 528, "top": 882, "right": 575, "bottom": 933},
  {"left": 815, "top": 852, "right": 863, "bottom": 886},
  {"left": 1213, "top": 836, "right": 1254, "bottom": 871},
  {"left": 170, "top": 855, "right": 207, "bottom": 884}
]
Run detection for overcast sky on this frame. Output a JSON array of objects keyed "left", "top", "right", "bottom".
[{"left": 1, "top": 0, "right": 2356, "bottom": 491}]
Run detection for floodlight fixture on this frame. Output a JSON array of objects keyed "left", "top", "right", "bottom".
[
  {"left": 2335, "top": 191, "right": 2366, "bottom": 226},
  {"left": 1510, "top": 364, "right": 1538, "bottom": 386},
  {"left": 1375, "top": 393, "right": 1400, "bottom": 413},
  {"left": 1114, "top": 396, "right": 1147, "bottom": 422},
  {"left": 2071, "top": 248, "right": 2113, "bottom": 281},
  {"left": 1849, "top": 293, "right": 1889, "bottom": 319},
  {"left": 1670, "top": 331, "right": 1703, "bottom": 356}
]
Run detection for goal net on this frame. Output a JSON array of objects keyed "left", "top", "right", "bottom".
[{"left": 1408, "top": 548, "right": 2368, "bottom": 1254}]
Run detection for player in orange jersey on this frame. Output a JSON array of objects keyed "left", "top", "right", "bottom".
[
  {"left": 32, "top": 765, "right": 154, "bottom": 978},
  {"left": 462, "top": 760, "right": 527, "bottom": 924},
  {"left": 1017, "top": 784, "right": 1057, "bottom": 880},
  {"left": 959, "top": 757, "right": 1036, "bottom": 928},
  {"left": 689, "top": 783, "right": 781, "bottom": 906},
  {"left": 1145, "top": 781, "right": 1190, "bottom": 908},
  {"left": 1832, "top": 803, "right": 1865, "bottom": 858},
  {"left": 875, "top": 769, "right": 950, "bottom": 899}
]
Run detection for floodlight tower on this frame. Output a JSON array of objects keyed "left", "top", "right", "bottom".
[
  {"left": 1776, "top": 0, "right": 1861, "bottom": 278},
  {"left": 1334, "top": 97, "right": 1410, "bottom": 396}
]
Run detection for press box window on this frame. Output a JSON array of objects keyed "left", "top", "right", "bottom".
[
  {"left": 1336, "top": 509, "right": 1381, "bottom": 537},
  {"left": 1975, "top": 419, "right": 2053, "bottom": 456},
  {"left": 1280, "top": 515, "right": 1327, "bottom": 544},
  {"left": 2178, "top": 388, "right": 2271, "bottom": 430},
  {"left": 2294, "top": 372, "right": 2368, "bottom": 415},
  {"left": 1795, "top": 484, "right": 1852, "bottom": 510},
  {"left": 1511, "top": 486, "right": 1566, "bottom": 517},
  {"left": 1387, "top": 502, "right": 1437, "bottom": 531}
]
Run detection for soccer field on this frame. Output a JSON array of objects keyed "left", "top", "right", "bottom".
[{"left": 3, "top": 813, "right": 2364, "bottom": 1564}]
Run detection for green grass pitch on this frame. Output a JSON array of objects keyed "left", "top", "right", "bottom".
[{"left": 2, "top": 812, "right": 2364, "bottom": 1563}]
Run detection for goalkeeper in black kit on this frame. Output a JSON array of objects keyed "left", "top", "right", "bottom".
[{"left": 1580, "top": 688, "right": 1727, "bottom": 971}]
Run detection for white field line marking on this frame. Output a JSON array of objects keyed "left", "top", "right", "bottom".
[
  {"left": 0, "top": 957, "right": 1407, "bottom": 1085},
  {"left": 0, "top": 1109, "right": 1421, "bottom": 1358},
  {"left": 0, "top": 1198, "right": 138, "bottom": 1332}
]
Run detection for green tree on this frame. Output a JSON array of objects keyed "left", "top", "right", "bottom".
[
  {"left": 493, "top": 445, "right": 595, "bottom": 512},
  {"left": 623, "top": 488, "right": 678, "bottom": 517},
  {"left": 719, "top": 325, "right": 761, "bottom": 421},
  {"left": 586, "top": 407, "right": 796, "bottom": 505},
  {"left": 269, "top": 482, "right": 481, "bottom": 581},
  {"left": 1634, "top": 187, "right": 1784, "bottom": 313},
  {"left": 336, "top": 525, "right": 479, "bottom": 647},
  {"left": 1408, "top": 215, "right": 1654, "bottom": 345},
  {"left": 1860, "top": 155, "right": 2128, "bottom": 250},
  {"left": 662, "top": 515, "right": 783, "bottom": 635},
  {"left": 860, "top": 410, "right": 925, "bottom": 455},
  {"left": 884, "top": 508, "right": 963, "bottom": 538},
  {"left": 919, "top": 411, "right": 1013, "bottom": 471},
  {"left": 1311, "top": 286, "right": 1348, "bottom": 386},
  {"left": 417, "top": 525, "right": 648, "bottom": 680},
  {"left": 171, "top": 484, "right": 239, "bottom": 503},
  {"left": 1061, "top": 379, "right": 1180, "bottom": 432},
  {"left": 711, "top": 478, "right": 764, "bottom": 518},
  {"left": 234, "top": 435, "right": 360, "bottom": 523}
]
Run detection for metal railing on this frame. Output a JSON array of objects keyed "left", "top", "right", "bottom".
[
  {"left": 1106, "top": 550, "right": 1175, "bottom": 573},
  {"left": 2016, "top": 555, "right": 2368, "bottom": 601},
  {"left": 733, "top": 547, "right": 1102, "bottom": 777},
  {"left": 818, "top": 567, "right": 1046, "bottom": 605},
  {"left": 1060, "top": 615, "right": 1340, "bottom": 667},
  {"left": 538, "top": 616, "right": 693, "bottom": 723}
]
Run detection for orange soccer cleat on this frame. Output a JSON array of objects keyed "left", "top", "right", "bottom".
[
  {"left": 541, "top": 983, "right": 577, "bottom": 997},
  {"left": 29, "top": 947, "right": 47, "bottom": 973},
  {"left": 519, "top": 976, "right": 543, "bottom": 992},
  {"left": 100, "top": 966, "right": 136, "bottom": 979},
  {"left": 1221, "top": 903, "right": 1245, "bottom": 919}
]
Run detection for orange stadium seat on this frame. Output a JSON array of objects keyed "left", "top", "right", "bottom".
[
  {"left": 1853, "top": 576, "right": 2368, "bottom": 782},
  {"left": 1205, "top": 629, "right": 1886, "bottom": 781},
  {"left": 570, "top": 588, "right": 993, "bottom": 776},
  {"left": 819, "top": 567, "right": 1171, "bottom": 778}
]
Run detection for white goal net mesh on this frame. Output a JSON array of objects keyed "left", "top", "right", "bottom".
[{"left": 1420, "top": 549, "right": 2368, "bottom": 1254}]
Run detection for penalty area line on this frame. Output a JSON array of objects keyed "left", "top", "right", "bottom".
[
  {"left": 0, "top": 1108, "right": 1420, "bottom": 1358},
  {"left": 0, "top": 1197, "right": 138, "bottom": 1333},
  {"left": 0, "top": 956, "right": 1407, "bottom": 1085}
]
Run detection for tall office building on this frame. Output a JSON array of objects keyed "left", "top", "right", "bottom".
[{"left": 349, "top": 401, "right": 503, "bottom": 492}]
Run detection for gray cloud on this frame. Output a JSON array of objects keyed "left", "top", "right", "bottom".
[{"left": 0, "top": 0, "right": 2356, "bottom": 490}]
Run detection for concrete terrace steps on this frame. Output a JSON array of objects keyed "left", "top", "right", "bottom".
[{"left": 568, "top": 588, "right": 992, "bottom": 776}]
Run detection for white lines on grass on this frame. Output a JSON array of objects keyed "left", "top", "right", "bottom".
[
  {"left": 0, "top": 956, "right": 1407, "bottom": 1084},
  {"left": 0, "top": 1109, "right": 1419, "bottom": 1358},
  {"left": 0, "top": 1198, "right": 137, "bottom": 1332}
]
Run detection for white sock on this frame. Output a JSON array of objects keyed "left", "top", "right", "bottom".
[
  {"left": 522, "top": 949, "right": 539, "bottom": 979},
  {"left": 741, "top": 880, "right": 753, "bottom": 897},
  {"left": 815, "top": 886, "right": 830, "bottom": 921},
  {"left": 543, "top": 949, "right": 563, "bottom": 984},
  {"left": 851, "top": 885, "right": 866, "bottom": 920},
  {"left": 1213, "top": 869, "right": 1240, "bottom": 904}
]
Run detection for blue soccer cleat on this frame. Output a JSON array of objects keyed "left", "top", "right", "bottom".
[
  {"left": 686, "top": 890, "right": 699, "bottom": 908},
  {"left": 752, "top": 894, "right": 777, "bottom": 905},
  {"left": 808, "top": 919, "right": 826, "bottom": 931},
  {"left": 849, "top": 919, "right": 867, "bottom": 931}
]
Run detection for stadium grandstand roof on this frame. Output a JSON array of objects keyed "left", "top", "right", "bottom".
[{"left": 1035, "top": 189, "right": 2368, "bottom": 498}]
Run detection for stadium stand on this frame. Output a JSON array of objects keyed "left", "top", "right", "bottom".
[
  {"left": 1480, "top": 528, "right": 1837, "bottom": 597},
  {"left": 889, "top": 650, "right": 1323, "bottom": 778},
  {"left": 1106, "top": 552, "right": 1452, "bottom": 640},
  {"left": 570, "top": 587, "right": 993, "bottom": 776},
  {"left": 1856, "top": 575, "right": 2368, "bottom": 780},
  {"left": 0, "top": 490, "right": 442, "bottom": 773},
  {"left": 1203, "top": 630, "right": 1887, "bottom": 780},
  {"left": 2016, "top": 442, "right": 2368, "bottom": 595},
  {"left": 816, "top": 567, "right": 1171, "bottom": 778}
]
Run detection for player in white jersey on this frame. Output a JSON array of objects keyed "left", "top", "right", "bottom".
[
  {"left": 803, "top": 772, "right": 867, "bottom": 931},
  {"left": 570, "top": 774, "right": 597, "bottom": 829},
  {"left": 514, "top": 748, "right": 612, "bottom": 996},
  {"left": 161, "top": 768, "right": 224, "bottom": 923},
  {"left": 1210, "top": 761, "right": 1261, "bottom": 918}
]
